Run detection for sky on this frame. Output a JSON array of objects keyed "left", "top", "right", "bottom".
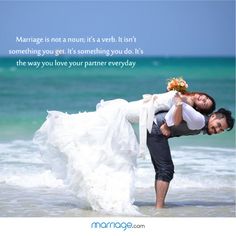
[{"left": 0, "top": 0, "right": 235, "bottom": 56}]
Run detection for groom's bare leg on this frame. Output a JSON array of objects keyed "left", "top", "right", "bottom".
[{"left": 155, "top": 180, "right": 169, "bottom": 208}]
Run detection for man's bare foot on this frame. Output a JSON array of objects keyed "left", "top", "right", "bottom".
[{"left": 155, "top": 203, "right": 165, "bottom": 208}]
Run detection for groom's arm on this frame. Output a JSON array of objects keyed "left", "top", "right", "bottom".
[{"left": 160, "top": 122, "right": 171, "bottom": 137}]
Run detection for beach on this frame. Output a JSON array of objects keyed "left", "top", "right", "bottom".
[
  {"left": 0, "top": 57, "right": 235, "bottom": 217},
  {"left": 0, "top": 140, "right": 235, "bottom": 217}
]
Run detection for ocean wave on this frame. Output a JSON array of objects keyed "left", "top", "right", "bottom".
[
  {"left": 178, "top": 145, "right": 236, "bottom": 152},
  {"left": 0, "top": 140, "right": 65, "bottom": 188},
  {"left": 0, "top": 170, "right": 64, "bottom": 188},
  {"left": 0, "top": 140, "right": 235, "bottom": 191},
  {"left": 135, "top": 146, "right": 235, "bottom": 189}
]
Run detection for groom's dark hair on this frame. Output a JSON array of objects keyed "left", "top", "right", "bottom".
[{"left": 215, "top": 108, "right": 235, "bottom": 131}]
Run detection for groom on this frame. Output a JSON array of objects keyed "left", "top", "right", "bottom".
[{"left": 146, "top": 101, "right": 234, "bottom": 208}]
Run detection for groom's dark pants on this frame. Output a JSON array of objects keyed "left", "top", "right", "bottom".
[{"left": 147, "top": 122, "right": 174, "bottom": 182}]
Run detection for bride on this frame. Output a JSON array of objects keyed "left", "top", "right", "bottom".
[{"left": 34, "top": 78, "right": 215, "bottom": 214}]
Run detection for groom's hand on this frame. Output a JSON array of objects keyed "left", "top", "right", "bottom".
[{"left": 160, "top": 122, "right": 171, "bottom": 137}]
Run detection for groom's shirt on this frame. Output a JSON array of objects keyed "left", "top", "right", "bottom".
[{"left": 168, "top": 119, "right": 208, "bottom": 137}]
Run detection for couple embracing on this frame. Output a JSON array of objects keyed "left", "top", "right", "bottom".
[{"left": 34, "top": 78, "right": 234, "bottom": 213}]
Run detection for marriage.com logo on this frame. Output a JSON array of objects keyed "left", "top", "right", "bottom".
[{"left": 91, "top": 221, "right": 145, "bottom": 231}]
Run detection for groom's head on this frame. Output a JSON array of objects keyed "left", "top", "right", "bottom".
[{"left": 207, "top": 108, "right": 234, "bottom": 135}]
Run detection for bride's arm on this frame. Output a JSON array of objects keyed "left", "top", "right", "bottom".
[
  {"left": 172, "top": 92, "right": 183, "bottom": 126},
  {"left": 182, "top": 103, "right": 205, "bottom": 129},
  {"left": 165, "top": 103, "right": 205, "bottom": 130}
]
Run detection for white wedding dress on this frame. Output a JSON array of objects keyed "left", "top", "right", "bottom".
[{"left": 33, "top": 91, "right": 178, "bottom": 215}]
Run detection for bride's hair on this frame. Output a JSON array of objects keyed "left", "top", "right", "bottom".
[{"left": 184, "top": 92, "right": 216, "bottom": 115}]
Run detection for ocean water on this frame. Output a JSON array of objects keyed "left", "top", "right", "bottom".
[{"left": 0, "top": 57, "right": 235, "bottom": 216}]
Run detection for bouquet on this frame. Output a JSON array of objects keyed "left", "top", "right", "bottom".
[{"left": 167, "top": 77, "right": 188, "bottom": 93}]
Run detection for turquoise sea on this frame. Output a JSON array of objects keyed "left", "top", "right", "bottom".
[
  {"left": 0, "top": 57, "right": 235, "bottom": 145},
  {"left": 0, "top": 56, "right": 235, "bottom": 216}
]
